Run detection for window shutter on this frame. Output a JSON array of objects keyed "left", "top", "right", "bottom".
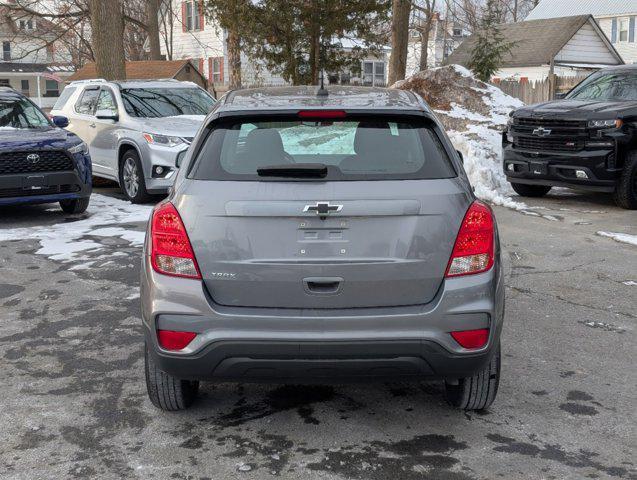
[
  {"left": 208, "top": 57, "right": 213, "bottom": 81},
  {"left": 219, "top": 57, "right": 224, "bottom": 84},
  {"left": 198, "top": 58, "right": 204, "bottom": 75},
  {"left": 630, "top": 16, "right": 635, "bottom": 43},
  {"left": 181, "top": 2, "right": 187, "bottom": 32},
  {"left": 199, "top": 1, "right": 205, "bottom": 30},
  {"left": 611, "top": 18, "right": 617, "bottom": 43}
]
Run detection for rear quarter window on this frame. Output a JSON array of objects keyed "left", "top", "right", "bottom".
[
  {"left": 189, "top": 116, "right": 455, "bottom": 181},
  {"left": 52, "top": 86, "right": 77, "bottom": 111}
]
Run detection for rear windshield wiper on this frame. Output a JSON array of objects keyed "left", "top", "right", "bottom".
[{"left": 257, "top": 163, "right": 328, "bottom": 178}]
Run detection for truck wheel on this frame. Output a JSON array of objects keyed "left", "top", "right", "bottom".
[
  {"left": 511, "top": 183, "right": 552, "bottom": 197},
  {"left": 444, "top": 345, "right": 500, "bottom": 411},
  {"left": 59, "top": 197, "right": 90, "bottom": 214},
  {"left": 119, "top": 149, "right": 153, "bottom": 204},
  {"left": 145, "top": 342, "right": 199, "bottom": 411},
  {"left": 612, "top": 152, "right": 637, "bottom": 210}
]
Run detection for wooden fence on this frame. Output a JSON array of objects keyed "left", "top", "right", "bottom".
[{"left": 492, "top": 75, "right": 589, "bottom": 104}]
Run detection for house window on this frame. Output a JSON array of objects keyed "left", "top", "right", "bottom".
[
  {"left": 363, "top": 61, "right": 386, "bottom": 86},
  {"left": 209, "top": 56, "right": 223, "bottom": 83},
  {"left": 183, "top": 1, "right": 202, "bottom": 32},
  {"left": 619, "top": 18, "right": 629, "bottom": 42},
  {"left": 21, "top": 79, "right": 29, "bottom": 95},
  {"left": 18, "top": 19, "right": 34, "bottom": 30},
  {"left": 44, "top": 80, "right": 59, "bottom": 97},
  {"left": 0, "top": 79, "right": 10, "bottom": 86},
  {"left": 453, "top": 28, "right": 462, "bottom": 36},
  {"left": 2, "top": 42, "right": 10, "bottom": 61},
  {"left": 340, "top": 71, "right": 351, "bottom": 85}
]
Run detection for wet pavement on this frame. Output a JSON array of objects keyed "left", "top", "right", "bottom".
[{"left": 0, "top": 187, "right": 635, "bottom": 479}]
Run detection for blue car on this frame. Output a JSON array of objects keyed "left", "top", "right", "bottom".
[{"left": 0, "top": 87, "right": 92, "bottom": 213}]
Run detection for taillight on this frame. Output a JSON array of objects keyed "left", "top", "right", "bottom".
[
  {"left": 157, "top": 330, "right": 197, "bottom": 350},
  {"left": 150, "top": 202, "right": 201, "bottom": 279},
  {"left": 450, "top": 329, "right": 489, "bottom": 349},
  {"left": 446, "top": 201, "right": 494, "bottom": 277}
]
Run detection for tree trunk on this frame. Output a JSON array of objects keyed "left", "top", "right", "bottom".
[
  {"left": 227, "top": 28, "right": 241, "bottom": 89},
  {"left": 388, "top": 0, "right": 411, "bottom": 85},
  {"left": 146, "top": 0, "right": 162, "bottom": 60},
  {"left": 418, "top": 21, "right": 433, "bottom": 71},
  {"left": 88, "top": 0, "right": 126, "bottom": 80}
]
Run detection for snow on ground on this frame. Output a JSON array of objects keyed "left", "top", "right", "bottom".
[
  {"left": 393, "top": 65, "right": 527, "bottom": 210},
  {"left": 596, "top": 231, "right": 637, "bottom": 247},
  {"left": 0, "top": 194, "right": 152, "bottom": 265}
]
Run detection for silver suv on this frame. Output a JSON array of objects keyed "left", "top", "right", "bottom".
[
  {"left": 50, "top": 79, "right": 215, "bottom": 203},
  {"left": 141, "top": 86, "right": 504, "bottom": 412}
]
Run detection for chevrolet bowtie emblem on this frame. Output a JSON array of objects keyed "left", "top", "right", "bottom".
[
  {"left": 532, "top": 127, "right": 552, "bottom": 137},
  {"left": 303, "top": 202, "right": 343, "bottom": 216}
]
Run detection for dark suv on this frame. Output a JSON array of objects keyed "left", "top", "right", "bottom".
[
  {"left": 503, "top": 65, "right": 637, "bottom": 209},
  {"left": 0, "top": 88, "right": 92, "bottom": 213}
]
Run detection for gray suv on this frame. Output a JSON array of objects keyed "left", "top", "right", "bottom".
[
  {"left": 51, "top": 79, "right": 215, "bottom": 203},
  {"left": 141, "top": 86, "right": 504, "bottom": 412}
]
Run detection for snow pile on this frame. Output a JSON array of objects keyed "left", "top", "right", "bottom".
[
  {"left": 596, "top": 231, "right": 637, "bottom": 247},
  {"left": 0, "top": 194, "right": 152, "bottom": 265},
  {"left": 393, "top": 65, "right": 525, "bottom": 208}
]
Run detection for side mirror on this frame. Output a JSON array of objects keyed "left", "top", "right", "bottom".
[
  {"left": 52, "top": 115, "right": 69, "bottom": 128},
  {"left": 95, "top": 109, "right": 118, "bottom": 121},
  {"left": 456, "top": 149, "right": 464, "bottom": 164},
  {"left": 555, "top": 92, "right": 566, "bottom": 100}
]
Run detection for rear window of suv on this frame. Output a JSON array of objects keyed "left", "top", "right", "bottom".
[{"left": 189, "top": 117, "right": 455, "bottom": 181}]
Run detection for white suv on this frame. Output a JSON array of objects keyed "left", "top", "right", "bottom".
[{"left": 51, "top": 79, "right": 215, "bottom": 203}]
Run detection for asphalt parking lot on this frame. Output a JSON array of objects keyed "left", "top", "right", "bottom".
[{"left": 0, "top": 188, "right": 635, "bottom": 480}]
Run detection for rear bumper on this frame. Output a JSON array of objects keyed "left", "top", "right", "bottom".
[
  {"left": 146, "top": 339, "right": 495, "bottom": 383},
  {"left": 141, "top": 252, "right": 505, "bottom": 382},
  {"left": 502, "top": 144, "right": 619, "bottom": 192}
]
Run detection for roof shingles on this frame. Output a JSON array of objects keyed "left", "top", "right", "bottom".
[
  {"left": 67, "top": 60, "right": 196, "bottom": 82},
  {"left": 446, "top": 15, "right": 610, "bottom": 68}
]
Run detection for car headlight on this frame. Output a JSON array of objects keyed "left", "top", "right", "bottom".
[
  {"left": 588, "top": 119, "right": 622, "bottom": 129},
  {"left": 143, "top": 132, "right": 185, "bottom": 147},
  {"left": 68, "top": 141, "right": 88, "bottom": 155}
]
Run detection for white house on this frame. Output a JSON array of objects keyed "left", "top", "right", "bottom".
[
  {"left": 406, "top": 13, "right": 468, "bottom": 76},
  {"left": 525, "top": 0, "right": 637, "bottom": 64},
  {"left": 446, "top": 15, "right": 624, "bottom": 82},
  {"left": 160, "top": 0, "right": 389, "bottom": 92},
  {"left": 0, "top": 8, "right": 74, "bottom": 107}
]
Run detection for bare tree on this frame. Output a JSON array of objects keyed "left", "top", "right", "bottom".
[
  {"left": 88, "top": 0, "right": 126, "bottom": 79},
  {"left": 411, "top": 0, "right": 436, "bottom": 71},
  {"left": 388, "top": 0, "right": 411, "bottom": 84},
  {"left": 146, "top": 0, "right": 162, "bottom": 59}
]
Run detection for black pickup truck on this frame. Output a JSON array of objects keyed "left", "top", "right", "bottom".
[{"left": 503, "top": 65, "right": 637, "bottom": 209}]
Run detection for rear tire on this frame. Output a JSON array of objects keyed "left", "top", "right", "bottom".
[
  {"left": 445, "top": 345, "right": 500, "bottom": 411},
  {"left": 612, "top": 151, "right": 637, "bottom": 210},
  {"left": 145, "top": 343, "right": 199, "bottom": 411},
  {"left": 119, "top": 149, "right": 153, "bottom": 204},
  {"left": 59, "top": 197, "right": 90, "bottom": 214},
  {"left": 511, "top": 182, "right": 552, "bottom": 197}
]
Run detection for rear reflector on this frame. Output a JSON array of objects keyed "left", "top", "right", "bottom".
[
  {"left": 150, "top": 202, "right": 201, "bottom": 279},
  {"left": 446, "top": 201, "right": 494, "bottom": 277},
  {"left": 450, "top": 329, "right": 489, "bottom": 349},
  {"left": 298, "top": 110, "right": 347, "bottom": 119},
  {"left": 157, "top": 330, "right": 197, "bottom": 351}
]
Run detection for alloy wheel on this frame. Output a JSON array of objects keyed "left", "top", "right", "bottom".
[{"left": 123, "top": 157, "right": 139, "bottom": 198}]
